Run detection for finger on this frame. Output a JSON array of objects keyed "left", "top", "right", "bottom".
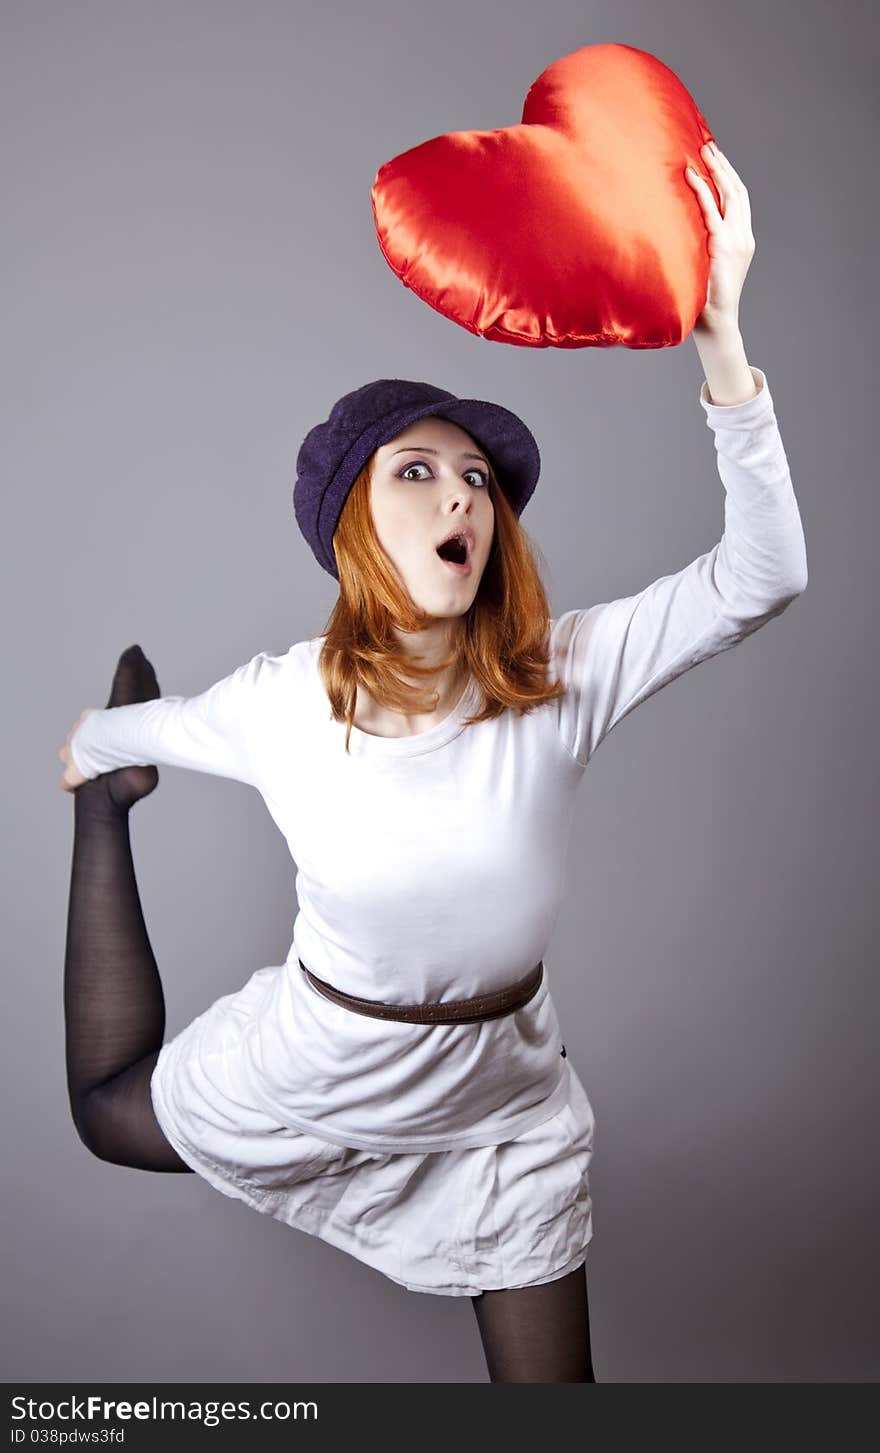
[
  {"left": 700, "top": 149, "right": 732, "bottom": 218},
  {"left": 686, "top": 167, "right": 723, "bottom": 226},
  {"left": 706, "top": 145, "right": 753, "bottom": 232},
  {"left": 703, "top": 145, "right": 753, "bottom": 229},
  {"left": 711, "top": 144, "right": 743, "bottom": 184},
  {"left": 705, "top": 142, "right": 748, "bottom": 198}
]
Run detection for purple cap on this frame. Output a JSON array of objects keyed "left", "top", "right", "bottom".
[{"left": 293, "top": 378, "right": 541, "bottom": 580}]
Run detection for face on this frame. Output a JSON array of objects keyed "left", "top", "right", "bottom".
[{"left": 369, "top": 416, "right": 495, "bottom": 619}]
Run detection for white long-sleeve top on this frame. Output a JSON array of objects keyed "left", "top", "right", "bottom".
[{"left": 69, "top": 366, "right": 807, "bottom": 1154}]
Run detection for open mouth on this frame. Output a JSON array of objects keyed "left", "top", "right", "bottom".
[{"left": 436, "top": 534, "right": 470, "bottom": 566}]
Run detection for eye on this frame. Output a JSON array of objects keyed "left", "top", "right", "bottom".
[
  {"left": 399, "top": 462, "right": 431, "bottom": 481},
  {"left": 465, "top": 467, "right": 490, "bottom": 488},
  {"left": 398, "top": 460, "right": 489, "bottom": 487}
]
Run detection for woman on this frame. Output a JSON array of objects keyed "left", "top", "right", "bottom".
[{"left": 58, "top": 143, "right": 807, "bottom": 1382}]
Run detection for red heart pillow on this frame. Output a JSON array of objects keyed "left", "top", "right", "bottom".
[{"left": 371, "top": 42, "right": 719, "bottom": 349}]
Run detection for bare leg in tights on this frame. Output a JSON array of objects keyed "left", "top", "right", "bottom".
[
  {"left": 64, "top": 648, "right": 597, "bottom": 1379},
  {"left": 470, "top": 1263, "right": 596, "bottom": 1382},
  {"left": 63, "top": 645, "right": 191, "bottom": 1172}
]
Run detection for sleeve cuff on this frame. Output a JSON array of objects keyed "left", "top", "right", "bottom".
[
  {"left": 699, "top": 365, "right": 775, "bottom": 428},
  {"left": 69, "top": 714, "right": 99, "bottom": 780}
]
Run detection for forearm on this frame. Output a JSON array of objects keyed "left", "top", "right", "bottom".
[
  {"left": 70, "top": 698, "right": 189, "bottom": 779},
  {"left": 692, "top": 322, "right": 758, "bottom": 407},
  {"left": 68, "top": 653, "right": 268, "bottom": 788}
]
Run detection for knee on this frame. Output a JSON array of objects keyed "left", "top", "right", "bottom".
[{"left": 68, "top": 1087, "right": 116, "bottom": 1164}]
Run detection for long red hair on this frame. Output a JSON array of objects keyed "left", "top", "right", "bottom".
[{"left": 318, "top": 450, "right": 567, "bottom": 753}]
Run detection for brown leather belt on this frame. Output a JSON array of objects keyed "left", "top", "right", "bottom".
[{"left": 298, "top": 959, "right": 544, "bottom": 1025}]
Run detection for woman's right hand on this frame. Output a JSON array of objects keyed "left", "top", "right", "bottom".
[{"left": 58, "top": 708, "right": 97, "bottom": 792}]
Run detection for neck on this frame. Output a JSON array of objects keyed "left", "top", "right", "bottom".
[{"left": 391, "top": 621, "right": 467, "bottom": 711}]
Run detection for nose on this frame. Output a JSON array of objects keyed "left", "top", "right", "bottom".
[{"left": 444, "top": 481, "right": 472, "bottom": 511}]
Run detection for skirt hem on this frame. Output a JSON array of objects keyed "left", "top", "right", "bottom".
[{"left": 150, "top": 1055, "right": 595, "bottom": 1299}]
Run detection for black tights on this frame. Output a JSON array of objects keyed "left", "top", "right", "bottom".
[
  {"left": 471, "top": 1265, "right": 596, "bottom": 1381},
  {"left": 63, "top": 647, "right": 597, "bottom": 1380},
  {"left": 63, "top": 646, "right": 192, "bottom": 1172}
]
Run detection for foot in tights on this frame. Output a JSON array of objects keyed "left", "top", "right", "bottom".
[
  {"left": 471, "top": 1263, "right": 596, "bottom": 1382},
  {"left": 63, "top": 644, "right": 193, "bottom": 1173}
]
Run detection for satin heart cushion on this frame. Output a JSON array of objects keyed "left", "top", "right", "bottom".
[{"left": 371, "top": 42, "right": 719, "bottom": 349}]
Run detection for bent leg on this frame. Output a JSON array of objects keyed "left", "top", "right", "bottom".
[
  {"left": 63, "top": 647, "right": 192, "bottom": 1173},
  {"left": 470, "top": 1262, "right": 595, "bottom": 1383}
]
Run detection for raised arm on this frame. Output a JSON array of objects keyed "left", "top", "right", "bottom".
[
  {"left": 553, "top": 360, "right": 808, "bottom": 768},
  {"left": 554, "top": 145, "right": 808, "bottom": 767},
  {"left": 67, "top": 650, "right": 270, "bottom": 789}
]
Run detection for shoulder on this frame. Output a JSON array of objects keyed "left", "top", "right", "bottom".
[
  {"left": 247, "top": 637, "right": 316, "bottom": 683},
  {"left": 243, "top": 637, "right": 322, "bottom": 706}
]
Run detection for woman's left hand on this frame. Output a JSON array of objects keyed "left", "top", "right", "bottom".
[
  {"left": 58, "top": 707, "right": 96, "bottom": 792},
  {"left": 685, "top": 141, "right": 756, "bottom": 334}
]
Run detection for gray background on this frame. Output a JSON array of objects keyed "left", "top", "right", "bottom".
[{"left": 2, "top": 0, "right": 876, "bottom": 1383}]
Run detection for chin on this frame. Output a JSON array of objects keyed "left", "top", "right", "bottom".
[
  {"left": 404, "top": 563, "right": 483, "bottom": 618},
  {"left": 417, "top": 602, "right": 471, "bottom": 622},
  {"left": 429, "top": 580, "right": 479, "bottom": 609}
]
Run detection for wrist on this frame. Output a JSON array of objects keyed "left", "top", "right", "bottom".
[
  {"left": 691, "top": 321, "right": 757, "bottom": 406},
  {"left": 692, "top": 313, "right": 741, "bottom": 345}
]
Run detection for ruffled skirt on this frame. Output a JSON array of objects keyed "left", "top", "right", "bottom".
[{"left": 149, "top": 970, "right": 596, "bottom": 1298}]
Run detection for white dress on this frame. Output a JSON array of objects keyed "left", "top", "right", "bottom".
[{"left": 70, "top": 367, "right": 807, "bottom": 1295}]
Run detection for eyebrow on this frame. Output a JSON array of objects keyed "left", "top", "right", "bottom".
[{"left": 390, "top": 446, "right": 489, "bottom": 464}]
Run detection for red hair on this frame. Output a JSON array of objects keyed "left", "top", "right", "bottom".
[{"left": 318, "top": 451, "right": 567, "bottom": 753}]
